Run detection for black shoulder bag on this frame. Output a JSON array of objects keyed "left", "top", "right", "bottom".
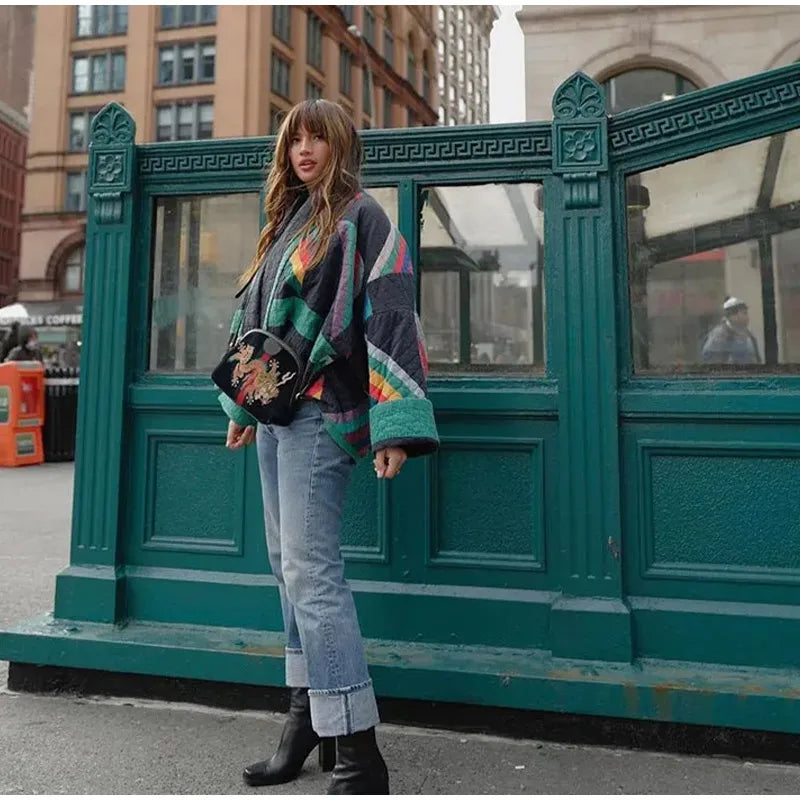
[{"left": 211, "top": 259, "right": 308, "bottom": 427}]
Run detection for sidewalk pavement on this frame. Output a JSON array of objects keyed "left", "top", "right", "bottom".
[{"left": 3, "top": 463, "right": 800, "bottom": 794}]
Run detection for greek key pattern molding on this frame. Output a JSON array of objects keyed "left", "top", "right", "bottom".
[
  {"left": 610, "top": 73, "right": 800, "bottom": 156},
  {"left": 138, "top": 128, "right": 553, "bottom": 177},
  {"left": 139, "top": 146, "right": 271, "bottom": 177}
]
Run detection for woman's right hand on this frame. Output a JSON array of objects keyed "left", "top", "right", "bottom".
[{"left": 226, "top": 421, "right": 256, "bottom": 450}]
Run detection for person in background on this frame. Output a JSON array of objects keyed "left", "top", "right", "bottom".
[
  {"left": 0, "top": 321, "right": 21, "bottom": 361},
  {"left": 701, "top": 297, "right": 761, "bottom": 365},
  {"left": 4, "top": 325, "right": 43, "bottom": 363}
]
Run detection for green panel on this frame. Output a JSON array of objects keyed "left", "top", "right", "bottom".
[
  {"left": 341, "top": 461, "right": 387, "bottom": 562},
  {"left": 648, "top": 449, "right": 800, "bottom": 570},
  {"left": 430, "top": 439, "right": 544, "bottom": 570},
  {"left": 621, "top": 422, "right": 800, "bottom": 607},
  {"left": 145, "top": 434, "right": 246, "bottom": 555},
  {"left": 630, "top": 596, "right": 800, "bottom": 669},
  {"left": 122, "top": 409, "right": 266, "bottom": 573},
  {"left": 0, "top": 385, "right": 9, "bottom": 424}
]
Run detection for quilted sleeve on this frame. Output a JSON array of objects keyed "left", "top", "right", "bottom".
[{"left": 358, "top": 200, "right": 439, "bottom": 458}]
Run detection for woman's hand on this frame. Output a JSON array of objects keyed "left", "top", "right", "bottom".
[
  {"left": 373, "top": 447, "right": 407, "bottom": 479},
  {"left": 226, "top": 421, "right": 255, "bottom": 450}
]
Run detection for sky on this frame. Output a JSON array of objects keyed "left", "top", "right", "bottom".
[{"left": 489, "top": 5, "right": 526, "bottom": 124}]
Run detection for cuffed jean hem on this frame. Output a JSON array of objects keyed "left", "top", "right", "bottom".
[
  {"left": 285, "top": 648, "right": 309, "bottom": 687},
  {"left": 308, "top": 679, "right": 380, "bottom": 737}
]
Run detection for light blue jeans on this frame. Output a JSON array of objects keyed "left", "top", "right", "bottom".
[{"left": 256, "top": 400, "right": 380, "bottom": 738}]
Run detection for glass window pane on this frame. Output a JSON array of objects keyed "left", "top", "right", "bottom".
[
  {"left": 149, "top": 193, "right": 261, "bottom": 372},
  {"left": 180, "top": 5, "right": 197, "bottom": 25},
  {"left": 200, "top": 43, "right": 215, "bottom": 80},
  {"left": 68, "top": 113, "right": 87, "bottom": 150},
  {"left": 420, "top": 183, "right": 545, "bottom": 373},
  {"left": 76, "top": 6, "right": 92, "bottom": 36},
  {"left": 626, "top": 128, "right": 800, "bottom": 374},
  {"left": 111, "top": 53, "right": 126, "bottom": 90},
  {"left": 156, "top": 106, "right": 174, "bottom": 141},
  {"left": 181, "top": 45, "right": 196, "bottom": 81},
  {"left": 95, "top": 6, "right": 112, "bottom": 36},
  {"left": 604, "top": 68, "right": 698, "bottom": 114},
  {"left": 197, "top": 102, "right": 213, "bottom": 138},
  {"left": 91, "top": 54, "right": 108, "bottom": 91},
  {"left": 383, "top": 89, "right": 392, "bottom": 128},
  {"left": 113, "top": 5, "right": 128, "bottom": 34},
  {"left": 200, "top": 5, "right": 216, "bottom": 23},
  {"left": 73, "top": 57, "right": 89, "bottom": 93},
  {"left": 63, "top": 247, "right": 85, "bottom": 293},
  {"left": 159, "top": 48, "right": 175, "bottom": 84},
  {"left": 65, "top": 172, "right": 87, "bottom": 212},
  {"left": 177, "top": 104, "right": 194, "bottom": 139},
  {"left": 161, "top": 6, "right": 176, "bottom": 27}
]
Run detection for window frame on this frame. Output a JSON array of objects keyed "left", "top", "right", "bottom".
[
  {"left": 157, "top": 40, "right": 216, "bottom": 86},
  {"left": 306, "top": 12, "right": 323, "bottom": 71},
  {"left": 339, "top": 46, "right": 352, "bottom": 97},
  {"left": 154, "top": 100, "right": 214, "bottom": 142},
  {"left": 272, "top": 5, "right": 292, "bottom": 44},
  {"left": 67, "top": 109, "right": 101, "bottom": 152},
  {"left": 74, "top": 5, "right": 128, "bottom": 38},
  {"left": 61, "top": 246, "right": 86, "bottom": 295},
  {"left": 306, "top": 79, "right": 323, "bottom": 101},
  {"left": 65, "top": 171, "right": 88, "bottom": 213},
  {"left": 160, "top": 5, "right": 217, "bottom": 29},
  {"left": 71, "top": 50, "right": 127, "bottom": 94},
  {"left": 270, "top": 51, "right": 291, "bottom": 100}
]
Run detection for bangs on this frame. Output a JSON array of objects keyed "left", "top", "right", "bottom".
[{"left": 283, "top": 100, "right": 328, "bottom": 140}]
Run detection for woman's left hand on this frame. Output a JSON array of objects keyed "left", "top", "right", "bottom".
[{"left": 374, "top": 447, "right": 407, "bottom": 479}]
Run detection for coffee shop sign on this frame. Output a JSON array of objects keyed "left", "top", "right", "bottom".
[{"left": 11, "top": 313, "right": 82, "bottom": 327}]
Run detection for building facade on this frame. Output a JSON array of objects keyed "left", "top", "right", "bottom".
[
  {"left": 0, "top": 6, "right": 36, "bottom": 120},
  {"left": 0, "top": 103, "right": 28, "bottom": 307},
  {"left": 518, "top": 5, "right": 800, "bottom": 380},
  {"left": 17, "top": 4, "right": 437, "bottom": 327},
  {"left": 0, "top": 6, "right": 35, "bottom": 307},
  {"left": 518, "top": 5, "right": 800, "bottom": 119},
  {"left": 436, "top": 5, "right": 496, "bottom": 126}
]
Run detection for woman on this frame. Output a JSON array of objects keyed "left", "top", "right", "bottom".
[{"left": 219, "top": 99, "right": 439, "bottom": 794}]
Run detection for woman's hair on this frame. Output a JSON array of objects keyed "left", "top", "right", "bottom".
[{"left": 239, "top": 99, "right": 363, "bottom": 287}]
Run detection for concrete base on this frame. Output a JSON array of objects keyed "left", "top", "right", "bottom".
[{"left": 4, "top": 612, "right": 800, "bottom": 740}]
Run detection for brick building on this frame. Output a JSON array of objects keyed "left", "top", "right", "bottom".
[{"left": 18, "top": 4, "right": 438, "bottom": 320}]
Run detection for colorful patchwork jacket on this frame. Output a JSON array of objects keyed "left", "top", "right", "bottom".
[{"left": 218, "top": 192, "right": 439, "bottom": 459}]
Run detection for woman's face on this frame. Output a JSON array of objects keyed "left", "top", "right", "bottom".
[{"left": 289, "top": 126, "right": 331, "bottom": 185}]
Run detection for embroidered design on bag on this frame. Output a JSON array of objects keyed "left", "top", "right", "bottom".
[{"left": 230, "top": 344, "right": 296, "bottom": 406}]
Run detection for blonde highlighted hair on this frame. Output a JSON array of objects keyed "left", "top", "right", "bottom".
[{"left": 238, "top": 99, "right": 363, "bottom": 288}]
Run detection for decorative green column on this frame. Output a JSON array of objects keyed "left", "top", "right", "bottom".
[
  {"left": 546, "top": 74, "right": 632, "bottom": 661},
  {"left": 54, "top": 103, "right": 137, "bottom": 623}
]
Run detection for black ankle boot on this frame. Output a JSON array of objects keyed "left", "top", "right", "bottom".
[
  {"left": 326, "top": 727, "right": 389, "bottom": 795},
  {"left": 243, "top": 688, "right": 335, "bottom": 786}
]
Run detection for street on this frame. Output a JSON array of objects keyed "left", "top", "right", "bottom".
[{"left": 3, "top": 463, "right": 800, "bottom": 793}]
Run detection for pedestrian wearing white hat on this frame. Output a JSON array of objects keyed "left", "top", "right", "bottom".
[{"left": 701, "top": 297, "right": 761, "bottom": 364}]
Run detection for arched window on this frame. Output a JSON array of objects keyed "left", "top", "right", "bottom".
[
  {"left": 603, "top": 67, "right": 699, "bottom": 114},
  {"left": 61, "top": 245, "right": 85, "bottom": 295}
]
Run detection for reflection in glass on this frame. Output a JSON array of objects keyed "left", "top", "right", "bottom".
[
  {"left": 150, "top": 193, "right": 260, "bottom": 372},
  {"left": 627, "top": 128, "right": 800, "bottom": 373},
  {"left": 419, "top": 183, "right": 545, "bottom": 373},
  {"left": 365, "top": 186, "right": 398, "bottom": 226}
]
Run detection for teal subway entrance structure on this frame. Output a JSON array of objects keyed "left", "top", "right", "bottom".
[{"left": 4, "top": 65, "right": 800, "bottom": 734}]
